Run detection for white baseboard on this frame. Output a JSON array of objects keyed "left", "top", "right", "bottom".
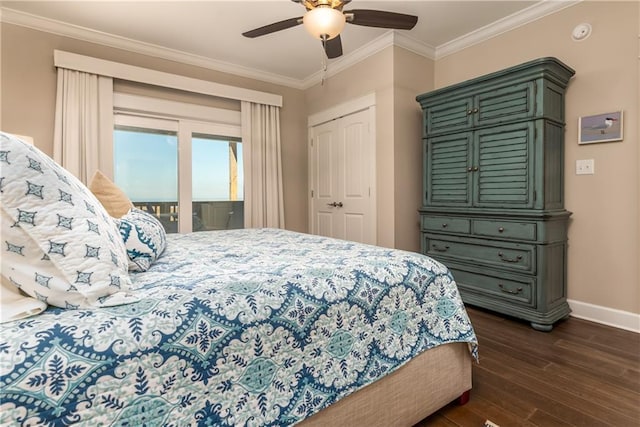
[{"left": 567, "top": 299, "right": 640, "bottom": 333}]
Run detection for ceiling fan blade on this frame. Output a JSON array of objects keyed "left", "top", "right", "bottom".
[
  {"left": 242, "top": 17, "right": 303, "bottom": 38},
  {"left": 324, "top": 35, "right": 343, "bottom": 59},
  {"left": 346, "top": 9, "right": 418, "bottom": 30}
]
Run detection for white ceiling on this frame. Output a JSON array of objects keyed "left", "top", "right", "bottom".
[{"left": 1, "top": 1, "right": 577, "bottom": 88}]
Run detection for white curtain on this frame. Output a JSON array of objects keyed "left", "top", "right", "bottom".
[
  {"left": 241, "top": 101, "right": 285, "bottom": 228},
  {"left": 53, "top": 68, "right": 113, "bottom": 184}
]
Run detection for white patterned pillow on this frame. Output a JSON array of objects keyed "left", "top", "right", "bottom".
[
  {"left": 0, "top": 132, "right": 137, "bottom": 309},
  {"left": 116, "top": 208, "right": 167, "bottom": 272}
]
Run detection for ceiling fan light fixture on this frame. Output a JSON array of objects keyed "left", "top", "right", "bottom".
[{"left": 303, "top": 6, "right": 345, "bottom": 40}]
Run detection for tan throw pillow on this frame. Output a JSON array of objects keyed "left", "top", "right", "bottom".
[{"left": 89, "top": 170, "right": 133, "bottom": 218}]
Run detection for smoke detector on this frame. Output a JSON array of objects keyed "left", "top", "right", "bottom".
[{"left": 572, "top": 23, "right": 592, "bottom": 41}]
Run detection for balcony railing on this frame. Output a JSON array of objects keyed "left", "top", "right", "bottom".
[{"left": 133, "top": 201, "right": 244, "bottom": 233}]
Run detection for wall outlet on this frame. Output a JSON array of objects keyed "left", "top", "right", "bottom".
[{"left": 576, "top": 159, "right": 595, "bottom": 175}]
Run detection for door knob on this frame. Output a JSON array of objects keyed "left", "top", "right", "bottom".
[
  {"left": 336, "top": 202, "right": 343, "bottom": 207},
  {"left": 327, "top": 202, "right": 343, "bottom": 208}
]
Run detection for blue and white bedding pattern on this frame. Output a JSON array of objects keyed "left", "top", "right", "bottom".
[{"left": 0, "top": 228, "right": 478, "bottom": 426}]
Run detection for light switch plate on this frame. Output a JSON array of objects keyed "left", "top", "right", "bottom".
[{"left": 576, "top": 159, "right": 595, "bottom": 175}]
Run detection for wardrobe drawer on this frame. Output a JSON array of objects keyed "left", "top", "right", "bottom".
[
  {"left": 450, "top": 268, "right": 535, "bottom": 307},
  {"left": 421, "top": 216, "right": 470, "bottom": 234},
  {"left": 424, "top": 236, "right": 535, "bottom": 273},
  {"left": 473, "top": 219, "right": 537, "bottom": 241}
]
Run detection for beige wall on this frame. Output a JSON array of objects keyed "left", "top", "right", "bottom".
[
  {"left": 305, "top": 47, "right": 397, "bottom": 248},
  {"left": 0, "top": 23, "right": 309, "bottom": 233},
  {"left": 435, "top": 1, "right": 639, "bottom": 315},
  {"left": 393, "top": 47, "right": 434, "bottom": 251},
  {"left": 2, "top": 2, "right": 638, "bottom": 317},
  {"left": 305, "top": 46, "right": 435, "bottom": 251}
]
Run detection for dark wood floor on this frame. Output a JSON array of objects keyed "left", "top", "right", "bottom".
[{"left": 417, "top": 306, "right": 640, "bottom": 427}]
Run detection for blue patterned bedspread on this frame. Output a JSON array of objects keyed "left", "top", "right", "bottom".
[{"left": 0, "top": 229, "right": 478, "bottom": 426}]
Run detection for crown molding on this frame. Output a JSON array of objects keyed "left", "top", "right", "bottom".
[
  {"left": 301, "top": 31, "right": 435, "bottom": 89},
  {"left": 395, "top": 32, "right": 437, "bottom": 60},
  {"left": 302, "top": 0, "right": 580, "bottom": 86},
  {"left": 2, "top": 2, "right": 580, "bottom": 90},
  {"left": 303, "top": 30, "right": 393, "bottom": 89},
  {"left": 436, "top": 0, "right": 582, "bottom": 59},
  {"left": 0, "top": 7, "right": 307, "bottom": 90},
  {"left": 301, "top": 31, "right": 396, "bottom": 89}
]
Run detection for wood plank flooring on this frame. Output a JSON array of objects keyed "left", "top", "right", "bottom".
[{"left": 417, "top": 306, "right": 640, "bottom": 426}]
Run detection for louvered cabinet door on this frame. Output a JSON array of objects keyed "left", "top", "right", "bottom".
[
  {"left": 473, "top": 122, "right": 535, "bottom": 208},
  {"left": 474, "top": 82, "right": 536, "bottom": 127},
  {"left": 423, "top": 97, "right": 473, "bottom": 136},
  {"left": 424, "top": 132, "right": 473, "bottom": 207}
]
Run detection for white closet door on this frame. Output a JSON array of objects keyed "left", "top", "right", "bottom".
[{"left": 310, "top": 109, "right": 374, "bottom": 244}]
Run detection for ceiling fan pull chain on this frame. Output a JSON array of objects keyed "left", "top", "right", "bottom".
[
  {"left": 321, "top": 35, "right": 328, "bottom": 86},
  {"left": 320, "top": 59, "right": 327, "bottom": 86}
]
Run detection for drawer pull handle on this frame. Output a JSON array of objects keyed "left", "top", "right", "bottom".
[
  {"left": 441, "top": 223, "right": 448, "bottom": 228},
  {"left": 498, "top": 252, "right": 523, "bottom": 263},
  {"left": 498, "top": 227, "right": 505, "bottom": 233},
  {"left": 432, "top": 244, "right": 449, "bottom": 252},
  {"left": 499, "top": 284, "right": 523, "bottom": 295}
]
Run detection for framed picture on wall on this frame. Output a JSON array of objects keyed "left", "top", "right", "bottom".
[{"left": 578, "top": 111, "right": 623, "bottom": 144}]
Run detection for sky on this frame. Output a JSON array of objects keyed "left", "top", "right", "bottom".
[{"left": 114, "top": 129, "right": 243, "bottom": 202}]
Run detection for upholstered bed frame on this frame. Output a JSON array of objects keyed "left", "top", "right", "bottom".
[{"left": 301, "top": 342, "right": 472, "bottom": 426}]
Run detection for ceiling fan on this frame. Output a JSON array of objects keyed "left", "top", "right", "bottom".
[{"left": 242, "top": 0, "right": 418, "bottom": 59}]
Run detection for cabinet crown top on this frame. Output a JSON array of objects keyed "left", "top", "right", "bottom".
[{"left": 416, "top": 57, "right": 575, "bottom": 104}]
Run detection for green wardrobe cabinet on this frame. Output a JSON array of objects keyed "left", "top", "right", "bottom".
[{"left": 417, "top": 57, "right": 575, "bottom": 331}]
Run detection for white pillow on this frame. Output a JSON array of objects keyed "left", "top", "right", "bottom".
[
  {"left": 0, "top": 132, "right": 137, "bottom": 309},
  {"left": 115, "top": 208, "right": 167, "bottom": 272},
  {"left": 0, "top": 276, "right": 47, "bottom": 323}
]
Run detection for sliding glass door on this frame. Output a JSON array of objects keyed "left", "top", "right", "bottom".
[
  {"left": 191, "top": 133, "right": 243, "bottom": 232},
  {"left": 114, "top": 115, "right": 243, "bottom": 233}
]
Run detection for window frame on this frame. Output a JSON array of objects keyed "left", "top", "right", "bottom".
[{"left": 113, "top": 93, "right": 242, "bottom": 233}]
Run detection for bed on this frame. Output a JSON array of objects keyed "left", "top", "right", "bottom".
[{"left": 0, "top": 132, "right": 477, "bottom": 426}]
